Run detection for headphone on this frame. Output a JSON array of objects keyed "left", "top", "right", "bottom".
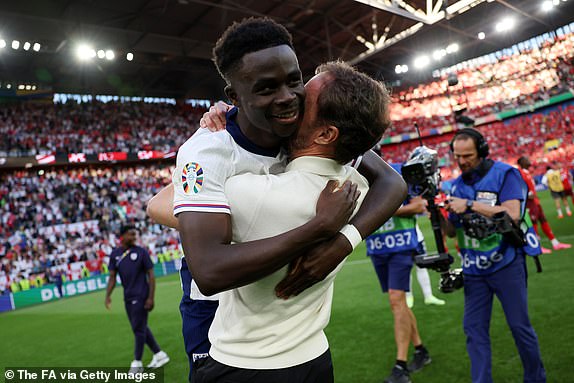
[{"left": 449, "top": 128, "right": 489, "bottom": 158}]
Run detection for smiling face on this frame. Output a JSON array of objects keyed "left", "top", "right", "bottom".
[{"left": 226, "top": 45, "right": 305, "bottom": 148}]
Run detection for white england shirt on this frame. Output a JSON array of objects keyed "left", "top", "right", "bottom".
[{"left": 173, "top": 107, "right": 286, "bottom": 299}]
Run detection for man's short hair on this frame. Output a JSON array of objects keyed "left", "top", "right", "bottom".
[
  {"left": 517, "top": 156, "right": 528, "bottom": 167},
  {"left": 120, "top": 224, "right": 136, "bottom": 236},
  {"left": 314, "top": 61, "right": 391, "bottom": 164},
  {"left": 213, "top": 17, "right": 294, "bottom": 83}
]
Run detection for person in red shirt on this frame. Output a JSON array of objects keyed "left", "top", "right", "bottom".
[
  {"left": 517, "top": 156, "right": 571, "bottom": 252},
  {"left": 560, "top": 163, "right": 574, "bottom": 206}
]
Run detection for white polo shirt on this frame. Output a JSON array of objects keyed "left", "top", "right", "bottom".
[{"left": 208, "top": 156, "right": 369, "bottom": 369}]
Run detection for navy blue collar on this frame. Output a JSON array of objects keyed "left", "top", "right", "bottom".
[{"left": 225, "top": 107, "right": 281, "bottom": 158}]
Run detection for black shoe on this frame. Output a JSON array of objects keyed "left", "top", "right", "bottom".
[
  {"left": 407, "top": 349, "right": 432, "bottom": 373},
  {"left": 383, "top": 366, "right": 412, "bottom": 383}
]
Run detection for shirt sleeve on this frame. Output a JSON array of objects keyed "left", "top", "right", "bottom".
[
  {"left": 499, "top": 168, "right": 526, "bottom": 203},
  {"left": 173, "top": 131, "right": 234, "bottom": 216},
  {"left": 108, "top": 250, "right": 117, "bottom": 271}
]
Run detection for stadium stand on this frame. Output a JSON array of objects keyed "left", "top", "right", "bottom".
[{"left": 0, "top": 165, "right": 177, "bottom": 293}]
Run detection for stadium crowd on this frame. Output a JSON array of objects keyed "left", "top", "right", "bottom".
[
  {"left": 388, "top": 31, "right": 574, "bottom": 135},
  {"left": 0, "top": 102, "right": 205, "bottom": 157},
  {"left": 0, "top": 165, "right": 178, "bottom": 295}
]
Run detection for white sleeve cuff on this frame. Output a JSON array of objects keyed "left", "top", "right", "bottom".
[{"left": 339, "top": 224, "right": 363, "bottom": 250}]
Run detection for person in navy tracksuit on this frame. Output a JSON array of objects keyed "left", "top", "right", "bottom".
[
  {"left": 443, "top": 128, "right": 545, "bottom": 383},
  {"left": 105, "top": 224, "right": 169, "bottom": 371}
]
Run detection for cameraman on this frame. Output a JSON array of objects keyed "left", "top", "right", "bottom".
[
  {"left": 367, "top": 164, "right": 431, "bottom": 383},
  {"left": 442, "top": 128, "right": 545, "bottom": 383}
]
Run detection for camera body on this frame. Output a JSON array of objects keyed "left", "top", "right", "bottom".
[
  {"left": 401, "top": 145, "right": 461, "bottom": 292},
  {"left": 461, "top": 211, "right": 525, "bottom": 247},
  {"left": 401, "top": 145, "right": 441, "bottom": 198}
]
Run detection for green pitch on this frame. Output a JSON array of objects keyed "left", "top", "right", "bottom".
[{"left": 1, "top": 190, "right": 573, "bottom": 382}]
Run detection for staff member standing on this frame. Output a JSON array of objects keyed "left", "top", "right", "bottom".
[
  {"left": 366, "top": 173, "right": 432, "bottom": 383},
  {"left": 443, "top": 128, "right": 545, "bottom": 383},
  {"left": 105, "top": 224, "right": 169, "bottom": 372}
]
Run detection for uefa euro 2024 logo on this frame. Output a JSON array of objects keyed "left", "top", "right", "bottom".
[{"left": 181, "top": 162, "right": 204, "bottom": 194}]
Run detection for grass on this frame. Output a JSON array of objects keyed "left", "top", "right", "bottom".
[{"left": 1, "top": 190, "right": 573, "bottom": 382}]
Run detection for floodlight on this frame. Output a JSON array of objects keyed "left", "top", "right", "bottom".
[
  {"left": 401, "top": 65, "right": 409, "bottom": 73},
  {"left": 495, "top": 18, "right": 515, "bottom": 32},
  {"left": 126, "top": 52, "right": 134, "bottom": 61},
  {"left": 25, "top": 85, "right": 31, "bottom": 90},
  {"left": 6, "top": 84, "right": 11, "bottom": 89},
  {"left": 33, "top": 42, "right": 41, "bottom": 51},
  {"left": 446, "top": 43, "right": 459, "bottom": 53},
  {"left": 23, "top": 42, "right": 31, "bottom": 51},
  {"left": 414, "top": 55, "right": 430, "bottom": 69},
  {"left": 18, "top": 84, "right": 24, "bottom": 90},
  {"left": 105, "top": 50, "right": 115, "bottom": 60},
  {"left": 12, "top": 40, "right": 20, "bottom": 49},
  {"left": 97, "top": 50, "right": 105, "bottom": 59},
  {"left": 395, "top": 65, "right": 403, "bottom": 74},
  {"left": 433, "top": 49, "right": 447, "bottom": 60},
  {"left": 552, "top": 0, "right": 559, "bottom": 4},
  {"left": 478, "top": 32, "right": 486, "bottom": 40},
  {"left": 0, "top": 39, "right": 5, "bottom": 48},
  {"left": 542, "top": 0, "right": 554, "bottom": 10},
  {"left": 76, "top": 44, "right": 96, "bottom": 60}
]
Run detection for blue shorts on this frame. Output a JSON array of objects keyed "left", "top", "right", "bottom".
[{"left": 369, "top": 252, "right": 414, "bottom": 292}]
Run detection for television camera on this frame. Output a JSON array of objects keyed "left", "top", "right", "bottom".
[{"left": 401, "top": 124, "right": 461, "bottom": 293}]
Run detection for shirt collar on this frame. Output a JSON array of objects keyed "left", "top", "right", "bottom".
[
  {"left": 285, "top": 156, "right": 344, "bottom": 176},
  {"left": 225, "top": 107, "right": 281, "bottom": 158}
]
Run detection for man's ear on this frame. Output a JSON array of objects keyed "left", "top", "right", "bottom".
[
  {"left": 314, "top": 125, "right": 339, "bottom": 145},
  {"left": 224, "top": 85, "right": 239, "bottom": 106}
]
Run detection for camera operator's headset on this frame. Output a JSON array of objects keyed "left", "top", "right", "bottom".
[{"left": 449, "top": 128, "right": 489, "bottom": 158}]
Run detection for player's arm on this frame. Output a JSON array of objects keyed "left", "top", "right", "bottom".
[
  {"left": 350, "top": 150, "right": 408, "bottom": 236},
  {"left": 104, "top": 269, "right": 117, "bottom": 310},
  {"left": 145, "top": 268, "right": 156, "bottom": 311},
  {"left": 144, "top": 251, "right": 155, "bottom": 311},
  {"left": 147, "top": 184, "right": 179, "bottom": 229},
  {"left": 179, "top": 180, "right": 359, "bottom": 296},
  {"left": 275, "top": 151, "right": 407, "bottom": 298}
]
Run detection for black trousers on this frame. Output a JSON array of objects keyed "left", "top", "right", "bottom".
[
  {"left": 193, "top": 349, "right": 334, "bottom": 383},
  {"left": 125, "top": 298, "right": 161, "bottom": 360}
]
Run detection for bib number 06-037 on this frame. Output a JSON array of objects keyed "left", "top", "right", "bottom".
[{"left": 367, "top": 232, "right": 412, "bottom": 251}]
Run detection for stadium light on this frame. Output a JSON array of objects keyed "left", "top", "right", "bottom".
[
  {"left": 12, "top": 40, "right": 20, "bottom": 50},
  {"left": 478, "top": 32, "right": 486, "bottom": 40},
  {"left": 23, "top": 42, "right": 31, "bottom": 51},
  {"left": 542, "top": 0, "right": 554, "bottom": 10},
  {"left": 97, "top": 50, "right": 105, "bottom": 59},
  {"left": 414, "top": 55, "right": 430, "bottom": 69},
  {"left": 76, "top": 44, "right": 96, "bottom": 61},
  {"left": 6, "top": 84, "right": 11, "bottom": 89},
  {"left": 446, "top": 43, "right": 459, "bottom": 53},
  {"left": 433, "top": 49, "right": 447, "bottom": 60},
  {"left": 32, "top": 42, "right": 41, "bottom": 51},
  {"left": 495, "top": 17, "right": 515, "bottom": 32},
  {"left": 126, "top": 52, "right": 134, "bottom": 61},
  {"left": 105, "top": 50, "right": 115, "bottom": 60},
  {"left": 0, "top": 39, "right": 5, "bottom": 48},
  {"left": 401, "top": 64, "right": 408, "bottom": 73}
]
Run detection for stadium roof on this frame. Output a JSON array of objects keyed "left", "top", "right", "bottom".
[{"left": 1, "top": 0, "right": 573, "bottom": 100}]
